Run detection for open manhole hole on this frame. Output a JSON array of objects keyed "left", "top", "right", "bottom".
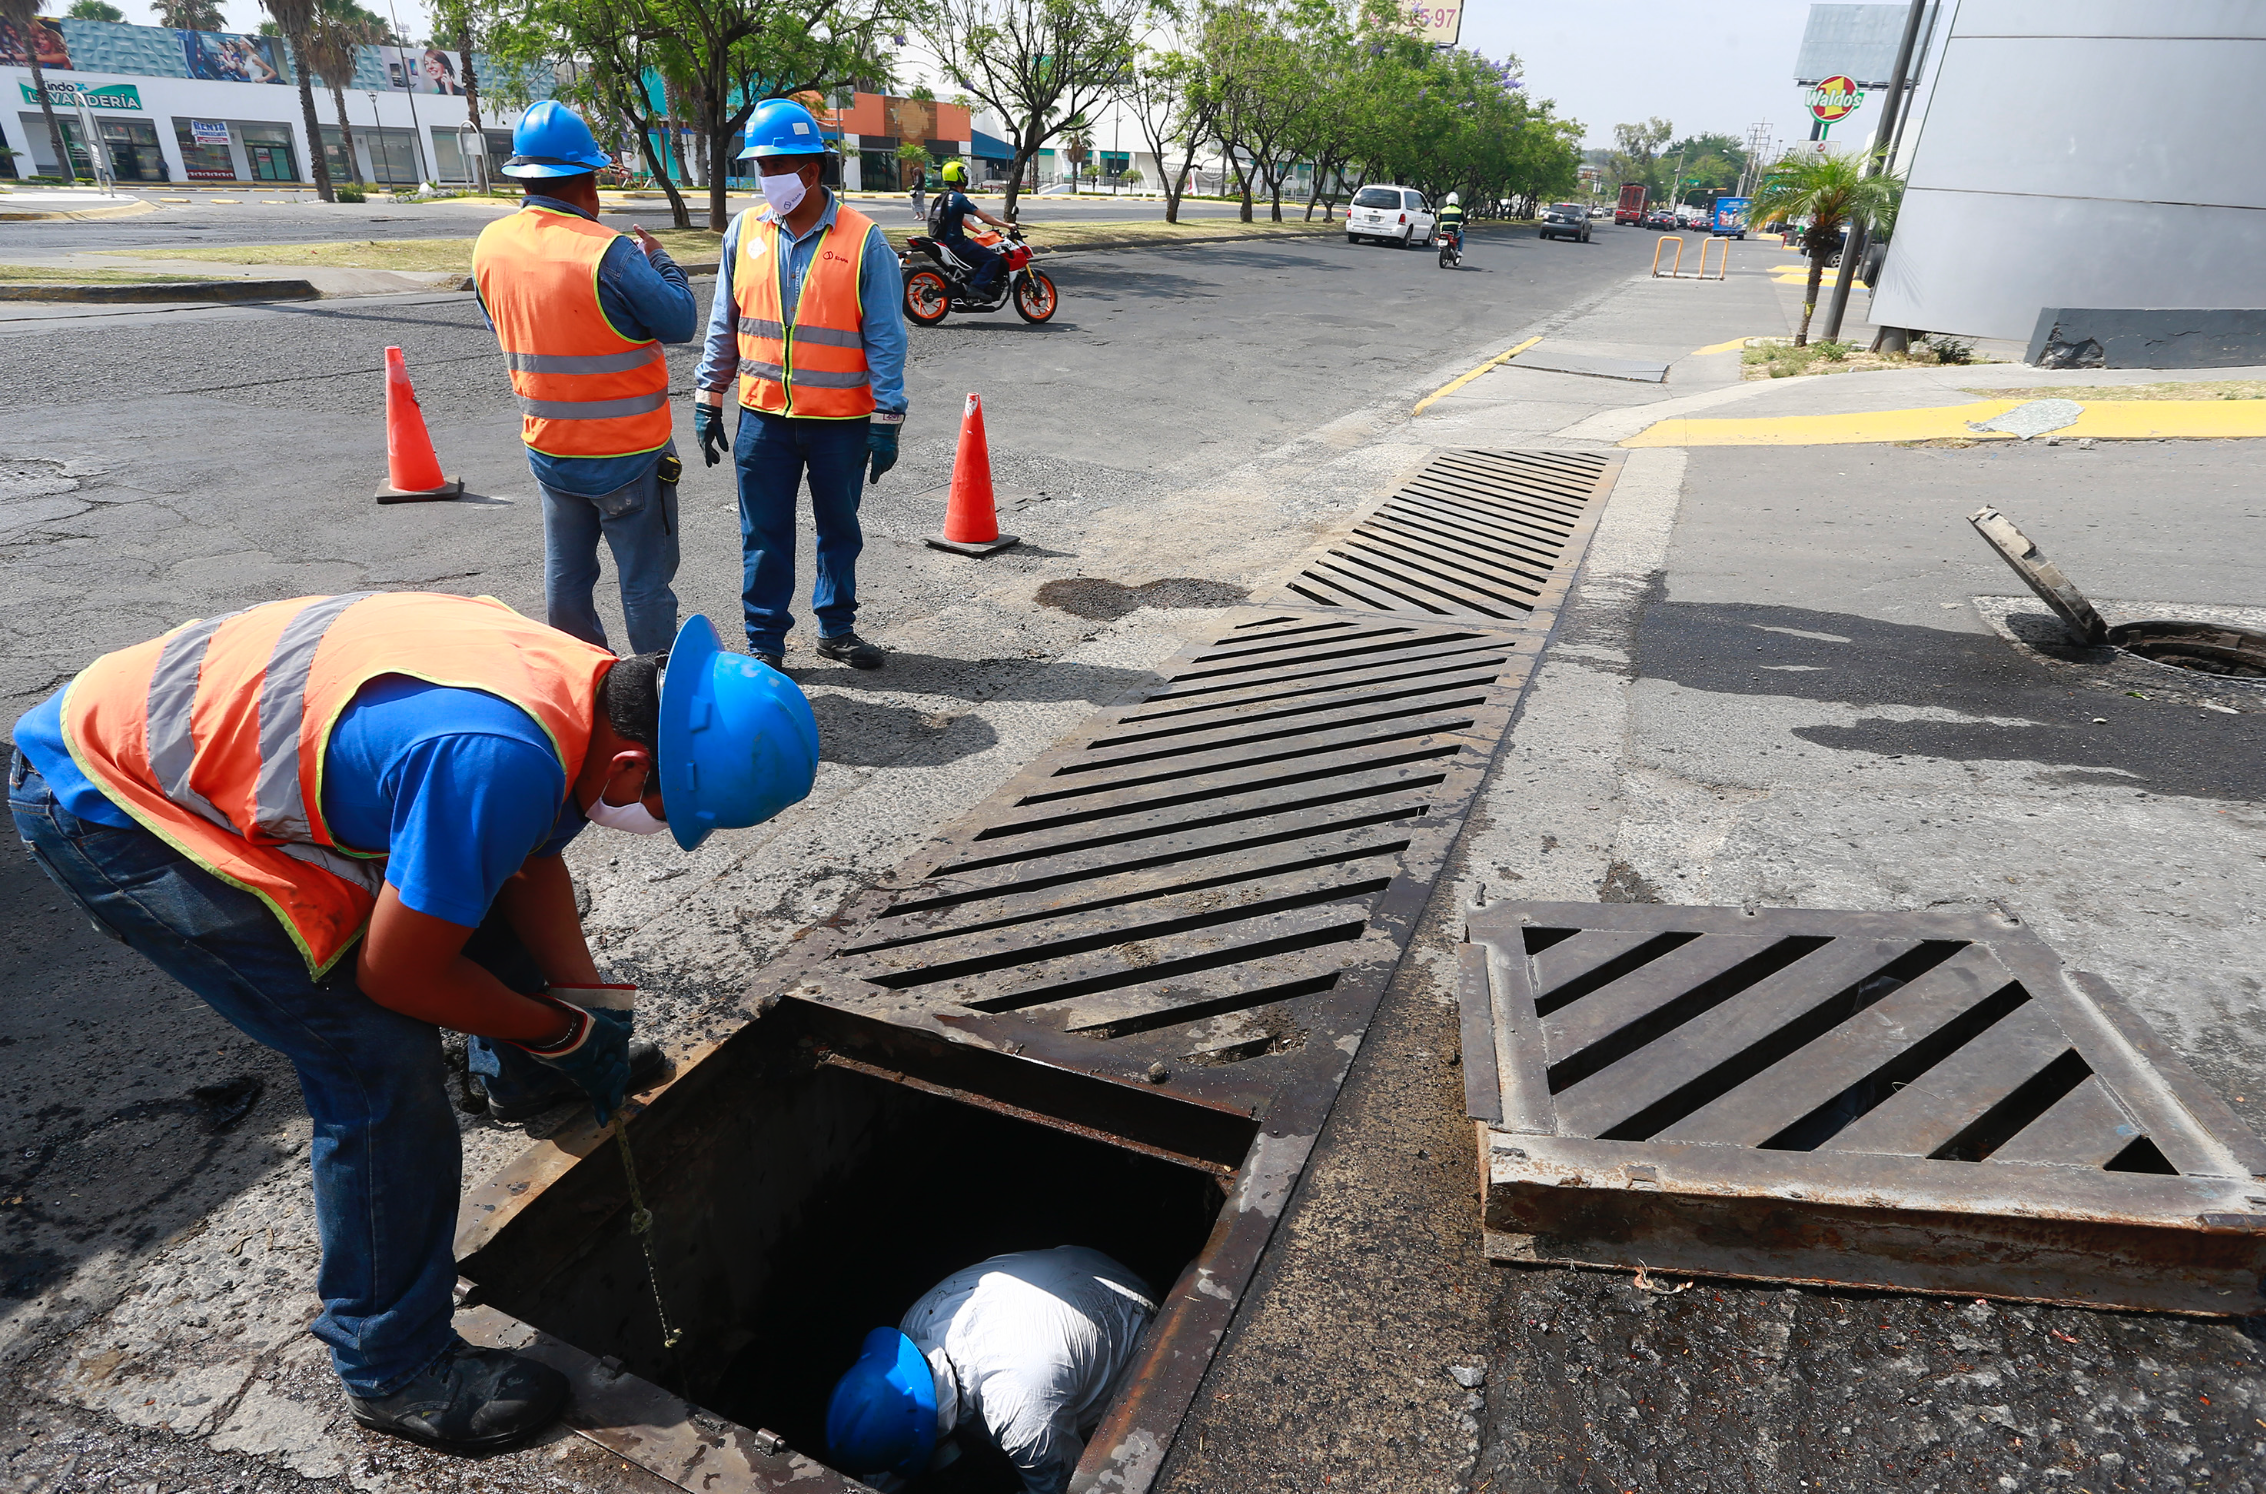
[
  {"left": 1970, "top": 507, "right": 2266, "bottom": 679},
  {"left": 458, "top": 999, "right": 1255, "bottom": 1492}
]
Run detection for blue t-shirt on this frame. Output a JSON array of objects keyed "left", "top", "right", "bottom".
[
  {"left": 933, "top": 189, "right": 979, "bottom": 240},
  {"left": 13, "top": 675, "right": 584, "bottom": 929}
]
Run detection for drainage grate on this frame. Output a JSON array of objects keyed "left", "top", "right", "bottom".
[
  {"left": 1459, "top": 902, "right": 2266, "bottom": 1314},
  {"left": 455, "top": 450, "right": 1622, "bottom": 1494},
  {"left": 1277, "top": 449, "right": 1619, "bottom": 621}
]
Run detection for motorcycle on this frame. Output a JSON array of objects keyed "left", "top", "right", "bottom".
[
  {"left": 1435, "top": 225, "right": 1464, "bottom": 269},
  {"left": 899, "top": 225, "right": 1058, "bottom": 326}
]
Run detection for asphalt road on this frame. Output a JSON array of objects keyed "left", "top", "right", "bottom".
[{"left": 0, "top": 221, "right": 1648, "bottom": 1491}]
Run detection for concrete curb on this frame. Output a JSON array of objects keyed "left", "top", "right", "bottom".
[
  {"left": 0, "top": 277, "right": 320, "bottom": 303},
  {"left": 0, "top": 198, "right": 157, "bottom": 223}
]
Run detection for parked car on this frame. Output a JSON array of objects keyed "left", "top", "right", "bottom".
[
  {"left": 1345, "top": 184, "right": 1436, "bottom": 248},
  {"left": 1538, "top": 202, "right": 1591, "bottom": 243}
]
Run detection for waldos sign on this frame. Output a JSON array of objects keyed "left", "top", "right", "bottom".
[
  {"left": 19, "top": 80, "right": 142, "bottom": 110},
  {"left": 1404, "top": 0, "right": 1463, "bottom": 47},
  {"left": 1805, "top": 74, "right": 1863, "bottom": 125}
]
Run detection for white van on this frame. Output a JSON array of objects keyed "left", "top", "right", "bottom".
[{"left": 1346, "top": 184, "right": 1437, "bottom": 249}]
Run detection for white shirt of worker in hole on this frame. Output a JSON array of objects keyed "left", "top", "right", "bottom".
[{"left": 882, "top": 1246, "right": 1159, "bottom": 1494}]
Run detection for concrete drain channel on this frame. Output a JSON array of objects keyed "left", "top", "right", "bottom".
[{"left": 452, "top": 449, "right": 1625, "bottom": 1492}]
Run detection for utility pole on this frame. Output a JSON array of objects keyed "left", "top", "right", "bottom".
[{"left": 1819, "top": 0, "right": 1927, "bottom": 343}]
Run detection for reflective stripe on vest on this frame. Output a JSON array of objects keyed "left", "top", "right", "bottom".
[
  {"left": 473, "top": 205, "right": 673, "bottom": 458},
  {"left": 733, "top": 200, "right": 876, "bottom": 420},
  {"left": 60, "top": 593, "right": 615, "bottom": 975}
]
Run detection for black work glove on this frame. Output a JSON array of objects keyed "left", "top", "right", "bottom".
[
  {"left": 866, "top": 420, "right": 900, "bottom": 485},
  {"left": 695, "top": 401, "right": 731, "bottom": 468},
  {"left": 512, "top": 995, "right": 632, "bottom": 1124}
]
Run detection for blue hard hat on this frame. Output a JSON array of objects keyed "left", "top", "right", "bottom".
[
  {"left": 504, "top": 100, "right": 611, "bottom": 179},
  {"left": 740, "top": 97, "right": 828, "bottom": 159},
  {"left": 656, "top": 614, "right": 820, "bottom": 852},
  {"left": 825, "top": 1329, "right": 938, "bottom": 1478}
]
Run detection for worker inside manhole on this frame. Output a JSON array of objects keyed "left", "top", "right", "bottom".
[
  {"left": 463, "top": 1037, "right": 1228, "bottom": 1493},
  {"left": 700, "top": 1079, "right": 1217, "bottom": 1492}
]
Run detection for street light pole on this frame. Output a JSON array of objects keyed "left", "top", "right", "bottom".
[{"left": 1819, "top": 0, "right": 1927, "bottom": 343}]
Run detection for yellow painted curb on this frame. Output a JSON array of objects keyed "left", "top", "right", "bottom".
[
  {"left": 1622, "top": 397, "right": 2266, "bottom": 447},
  {"left": 1415, "top": 335, "right": 1542, "bottom": 415},
  {"left": 1690, "top": 337, "right": 1751, "bottom": 356}
]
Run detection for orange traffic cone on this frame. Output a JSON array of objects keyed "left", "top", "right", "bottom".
[
  {"left": 375, "top": 345, "right": 464, "bottom": 503},
  {"left": 924, "top": 392, "right": 1019, "bottom": 556}
]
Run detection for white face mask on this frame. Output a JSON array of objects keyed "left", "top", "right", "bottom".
[
  {"left": 760, "top": 166, "right": 809, "bottom": 216},
  {"left": 586, "top": 793, "right": 667, "bottom": 836}
]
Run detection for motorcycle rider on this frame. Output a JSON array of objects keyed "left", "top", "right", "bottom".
[
  {"left": 929, "top": 160, "right": 1014, "bottom": 299},
  {"left": 1437, "top": 191, "right": 1465, "bottom": 255}
]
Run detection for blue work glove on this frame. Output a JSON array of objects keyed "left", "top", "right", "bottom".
[
  {"left": 866, "top": 420, "right": 899, "bottom": 485},
  {"left": 694, "top": 401, "right": 731, "bottom": 468},
  {"left": 511, "top": 994, "right": 632, "bottom": 1125}
]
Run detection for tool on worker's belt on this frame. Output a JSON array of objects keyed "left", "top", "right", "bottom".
[
  {"left": 657, "top": 452, "right": 684, "bottom": 485},
  {"left": 613, "top": 1121, "right": 689, "bottom": 1389}
]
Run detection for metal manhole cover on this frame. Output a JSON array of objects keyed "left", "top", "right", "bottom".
[{"left": 1458, "top": 901, "right": 2266, "bottom": 1314}]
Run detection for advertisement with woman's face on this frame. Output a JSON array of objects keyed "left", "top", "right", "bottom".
[
  {"left": 0, "top": 18, "right": 71, "bottom": 71},
  {"left": 375, "top": 45, "right": 466, "bottom": 94},
  {"left": 179, "top": 30, "right": 286, "bottom": 84}
]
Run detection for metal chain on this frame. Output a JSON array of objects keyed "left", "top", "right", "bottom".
[{"left": 613, "top": 1123, "right": 688, "bottom": 1380}]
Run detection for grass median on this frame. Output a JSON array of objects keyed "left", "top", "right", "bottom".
[
  {"left": 92, "top": 214, "right": 1363, "bottom": 277},
  {"left": 0, "top": 264, "right": 225, "bottom": 284}
]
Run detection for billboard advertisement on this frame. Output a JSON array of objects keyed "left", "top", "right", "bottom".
[
  {"left": 0, "top": 16, "right": 70, "bottom": 71},
  {"left": 374, "top": 44, "right": 468, "bottom": 94},
  {"left": 179, "top": 29, "right": 285, "bottom": 84}
]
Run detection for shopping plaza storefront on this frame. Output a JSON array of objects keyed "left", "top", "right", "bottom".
[{"left": 1, "top": 14, "right": 545, "bottom": 186}]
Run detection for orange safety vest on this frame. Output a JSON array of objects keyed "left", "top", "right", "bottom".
[
  {"left": 59, "top": 593, "right": 614, "bottom": 976},
  {"left": 732, "top": 198, "right": 877, "bottom": 419},
  {"left": 473, "top": 204, "right": 673, "bottom": 459}
]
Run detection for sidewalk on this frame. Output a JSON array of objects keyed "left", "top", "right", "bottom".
[{"left": 1172, "top": 236, "right": 2266, "bottom": 1493}]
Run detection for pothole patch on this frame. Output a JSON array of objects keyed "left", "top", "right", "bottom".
[
  {"left": 0, "top": 459, "right": 82, "bottom": 501},
  {"left": 1034, "top": 575, "right": 1250, "bottom": 620}
]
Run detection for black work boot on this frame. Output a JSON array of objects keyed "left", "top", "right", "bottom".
[
  {"left": 816, "top": 630, "right": 886, "bottom": 669},
  {"left": 755, "top": 653, "right": 784, "bottom": 670},
  {"left": 484, "top": 1038, "right": 670, "bottom": 1124},
  {"left": 346, "top": 1341, "right": 568, "bottom": 1454}
]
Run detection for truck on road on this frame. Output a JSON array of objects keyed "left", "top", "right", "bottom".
[
  {"left": 1614, "top": 183, "right": 1647, "bottom": 225},
  {"left": 1711, "top": 196, "right": 1750, "bottom": 238}
]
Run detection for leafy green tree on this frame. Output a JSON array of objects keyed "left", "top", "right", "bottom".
[
  {"left": 917, "top": 0, "right": 1143, "bottom": 217},
  {"left": 1608, "top": 115, "right": 1670, "bottom": 198},
  {"left": 1121, "top": 18, "right": 1219, "bottom": 223},
  {"left": 1745, "top": 148, "right": 1902, "bottom": 344}
]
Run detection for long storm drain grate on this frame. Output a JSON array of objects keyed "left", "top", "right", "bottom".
[
  {"left": 451, "top": 450, "right": 1622, "bottom": 1494},
  {"left": 1458, "top": 901, "right": 2266, "bottom": 1314}
]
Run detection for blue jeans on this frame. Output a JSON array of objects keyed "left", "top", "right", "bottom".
[
  {"left": 945, "top": 232, "right": 1002, "bottom": 295},
  {"left": 539, "top": 447, "right": 681, "bottom": 657},
  {"left": 8, "top": 753, "right": 551, "bottom": 1398},
  {"left": 735, "top": 408, "right": 868, "bottom": 657}
]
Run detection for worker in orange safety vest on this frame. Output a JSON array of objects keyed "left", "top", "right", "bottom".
[
  {"left": 9, "top": 594, "right": 818, "bottom": 1456},
  {"left": 474, "top": 101, "right": 700, "bottom": 656},
  {"left": 692, "top": 97, "right": 909, "bottom": 673}
]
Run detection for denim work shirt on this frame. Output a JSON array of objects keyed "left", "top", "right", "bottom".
[
  {"left": 693, "top": 190, "right": 908, "bottom": 417},
  {"left": 476, "top": 193, "right": 701, "bottom": 498}
]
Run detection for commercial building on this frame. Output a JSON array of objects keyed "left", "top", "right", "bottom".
[
  {"left": 1, "top": 14, "right": 549, "bottom": 186},
  {"left": 1870, "top": 1, "right": 2265, "bottom": 344}
]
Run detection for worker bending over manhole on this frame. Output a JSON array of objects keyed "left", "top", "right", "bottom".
[
  {"left": 827, "top": 1246, "right": 1159, "bottom": 1493},
  {"left": 8, "top": 595, "right": 818, "bottom": 1453}
]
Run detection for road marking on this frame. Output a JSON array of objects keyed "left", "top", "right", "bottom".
[
  {"left": 1414, "top": 336, "right": 1542, "bottom": 415},
  {"left": 1690, "top": 338, "right": 1751, "bottom": 355},
  {"left": 1623, "top": 397, "right": 2266, "bottom": 447}
]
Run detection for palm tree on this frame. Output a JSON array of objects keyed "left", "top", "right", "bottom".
[
  {"left": 1744, "top": 148, "right": 1902, "bottom": 345},
  {"left": 65, "top": 2, "right": 124, "bottom": 21},
  {"left": 304, "top": 0, "right": 375, "bottom": 186},
  {"left": 1, "top": 0, "right": 73, "bottom": 181},
  {"left": 258, "top": 0, "right": 335, "bottom": 201},
  {"left": 152, "top": 0, "right": 224, "bottom": 28},
  {"left": 1060, "top": 114, "right": 1093, "bottom": 194}
]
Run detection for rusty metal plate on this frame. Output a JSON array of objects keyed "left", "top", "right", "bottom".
[
  {"left": 1969, "top": 506, "right": 2108, "bottom": 645},
  {"left": 1271, "top": 449, "right": 1621, "bottom": 621},
  {"left": 453, "top": 451, "right": 1622, "bottom": 1494},
  {"left": 1459, "top": 901, "right": 2266, "bottom": 1314}
]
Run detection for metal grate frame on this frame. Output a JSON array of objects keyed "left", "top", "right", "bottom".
[
  {"left": 1459, "top": 901, "right": 2266, "bottom": 1314},
  {"left": 454, "top": 450, "right": 1625, "bottom": 1493}
]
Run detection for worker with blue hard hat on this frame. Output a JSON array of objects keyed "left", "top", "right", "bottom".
[
  {"left": 473, "top": 100, "right": 700, "bottom": 658},
  {"left": 826, "top": 1247, "right": 1158, "bottom": 1492},
  {"left": 693, "top": 96, "right": 909, "bottom": 673},
  {"left": 10, "top": 595, "right": 818, "bottom": 1457}
]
